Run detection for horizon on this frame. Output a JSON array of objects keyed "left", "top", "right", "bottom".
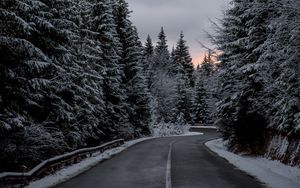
[{"left": 127, "top": 0, "right": 230, "bottom": 66}]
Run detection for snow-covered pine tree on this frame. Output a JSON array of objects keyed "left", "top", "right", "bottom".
[
  {"left": 113, "top": 0, "right": 151, "bottom": 137},
  {"left": 173, "top": 73, "right": 193, "bottom": 124},
  {"left": 144, "top": 35, "right": 154, "bottom": 57},
  {"left": 193, "top": 51, "right": 218, "bottom": 127},
  {"left": 38, "top": 0, "right": 86, "bottom": 148},
  {"left": 212, "top": 0, "right": 300, "bottom": 163},
  {"left": 196, "top": 51, "right": 220, "bottom": 125},
  {"left": 0, "top": 0, "right": 70, "bottom": 171},
  {"left": 168, "top": 46, "right": 181, "bottom": 76},
  {"left": 167, "top": 32, "right": 195, "bottom": 124},
  {"left": 153, "top": 27, "right": 174, "bottom": 75},
  {"left": 142, "top": 35, "right": 155, "bottom": 89},
  {"left": 174, "top": 32, "right": 195, "bottom": 87},
  {"left": 155, "top": 27, "right": 170, "bottom": 59},
  {"left": 1, "top": 0, "right": 184, "bottom": 172},
  {"left": 256, "top": 0, "right": 300, "bottom": 135},
  {"left": 200, "top": 53, "right": 214, "bottom": 77},
  {"left": 192, "top": 78, "right": 211, "bottom": 126},
  {"left": 215, "top": 0, "right": 269, "bottom": 153},
  {"left": 150, "top": 28, "right": 179, "bottom": 123},
  {"left": 171, "top": 46, "right": 176, "bottom": 60},
  {"left": 90, "top": 0, "right": 128, "bottom": 139},
  {"left": 53, "top": 0, "right": 108, "bottom": 146}
]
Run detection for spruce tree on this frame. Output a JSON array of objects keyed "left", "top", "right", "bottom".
[
  {"left": 173, "top": 74, "right": 193, "bottom": 124},
  {"left": 155, "top": 27, "right": 170, "bottom": 58},
  {"left": 257, "top": 0, "right": 300, "bottom": 134},
  {"left": 174, "top": 32, "right": 195, "bottom": 87},
  {"left": 90, "top": 0, "right": 127, "bottom": 138},
  {"left": 215, "top": 0, "right": 273, "bottom": 152},
  {"left": 171, "top": 46, "right": 176, "bottom": 60},
  {"left": 151, "top": 28, "right": 178, "bottom": 123},
  {"left": 192, "top": 79, "right": 211, "bottom": 126},
  {"left": 168, "top": 46, "right": 181, "bottom": 76},
  {"left": 0, "top": 0, "right": 72, "bottom": 170},
  {"left": 144, "top": 35, "right": 154, "bottom": 57},
  {"left": 142, "top": 35, "right": 155, "bottom": 90},
  {"left": 113, "top": 0, "right": 151, "bottom": 137},
  {"left": 40, "top": 0, "right": 99, "bottom": 147},
  {"left": 200, "top": 52, "right": 214, "bottom": 77},
  {"left": 61, "top": 0, "right": 108, "bottom": 146}
]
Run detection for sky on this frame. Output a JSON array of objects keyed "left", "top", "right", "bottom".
[{"left": 126, "top": 0, "right": 231, "bottom": 66}]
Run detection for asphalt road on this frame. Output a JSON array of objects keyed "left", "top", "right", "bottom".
[{"left": 56, "top": 129, "right": 264, "bottom": 188}]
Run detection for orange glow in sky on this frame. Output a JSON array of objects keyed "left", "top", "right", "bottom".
[{"left": 192, "top": 53, "right": 206, "bottom": 68}]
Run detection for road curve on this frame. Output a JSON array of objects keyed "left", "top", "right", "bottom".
[{"left": 56, "top": 129, "right": 264, "bottom": 188}]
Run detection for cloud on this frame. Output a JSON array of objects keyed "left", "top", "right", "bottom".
[{"left": 127, "top": 0, "right": 230, "bottom": 63}]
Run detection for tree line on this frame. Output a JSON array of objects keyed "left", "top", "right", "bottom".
[
  {"left": 0, "top": 0, "right": 212, "bottom": 172},
  {"left": 213, "top": 0, "right": 300, "bottom": 156},
  {"left": 4, "top": 0, "right": 296, "bottom": 172}
]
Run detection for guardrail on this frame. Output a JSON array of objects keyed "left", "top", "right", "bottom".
[{"left": 0, "top": 139, "right": 125, "bottom": 188}]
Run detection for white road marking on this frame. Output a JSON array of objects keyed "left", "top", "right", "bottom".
[{"left": 166, "top": 141, "right": 176, "bottom": 188}]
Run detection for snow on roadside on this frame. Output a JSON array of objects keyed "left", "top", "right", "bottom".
[
  {"left": 190, "top": 126, "right": 218, "bottom": 129},
  {"left": 26, "top": 137, "right": 155, "bottom": 188},
  {"left": 182, "top": 125, "right": 204, "bottom": 136},
  {"left": 181, "top": 131, "right": 204, "bottom": 136},
  {"left": 151, "top": 122, "right": 187, "bottom": 137},
  {"left": 26, "top": 129, "right": 202, "bottom": 188},
  {"left": 205, "top": 138, "right": 300, "bottom": 188}
]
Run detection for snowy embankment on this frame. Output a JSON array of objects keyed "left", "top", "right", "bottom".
[
  {"left": 205, "top": 139, "right": 300, "bottom": 188},
  {"left": 190, "top": 126, "right": 217, "bottom": 129},
  {"left": 27, "top": 128, "right": 202, "bottom": 188},
  {"left": 26, "top": 138, "right": 154, "bottom": 188}
]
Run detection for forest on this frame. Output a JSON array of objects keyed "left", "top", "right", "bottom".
[
  {"left": 0, "top": 0, "right": 300, "bottom": 172},
  {"left": 214, "top": 0, "right": 300, "bottom": 165}
]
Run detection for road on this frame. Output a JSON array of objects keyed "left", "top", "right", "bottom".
[{"left": 56, "top": 129, "right": 264, "bottom": 188}]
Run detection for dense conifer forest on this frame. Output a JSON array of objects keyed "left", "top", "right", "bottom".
[
  {"left": 214, "top": 0, "right": 300, "bottom": 162},
  {"left": 0, "top": 0, "right": 299, "bottom": 172},
  {"left": 0, "top": 0, "right": 202, "bottom": 171}
]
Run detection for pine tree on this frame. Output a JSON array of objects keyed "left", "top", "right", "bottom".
[
  {"left": 90, "top": 0, "right": 127, "bottom": 138},
  {"left": 215, "top": 0, "right": 275, "bottom": 152},
  {"left": 199, "top": 52, "right": 214, "bottom": 77},
  {"left": 256, "top": 0, "right": 300, "bottom": 134},
  {"left": 113, "top": 0, "right": 151, "bottom": 137},
  {"left": 142, "top": 35, "right": 155, "bottom": 90},
  {"left": 60, "top": 0, "right": 108, "bottom": 146},
  {"left": 192, "top": 79, "right": 211, "bottom": 126},
  {"left": 0, "top": 0, "right": 224, "bottom": 172},
  {"left": 40, "top": 0, "right": 93, "bottom": 147},
  {"left": 173, "top": 74, "right": 193, "bottom": 124},
  {"left": 168, "top": 46, "right": 181, "bottom": 76},
  {"left": 171, "top": 46, "right": 176, "bottom": 60},
  {"left": 150, "top": 28, "right": 178, "bottom": 123},
  {"left": 174, "top": 32, "right": 195, "bottom": 87},
  {"left": 0, "top": 0, "right": 73, "bottom": 170},
  {"left": 155, "top": 27, "right": 170, "bottom": 58},
  {"left": 144, "top": 35, "right": 154, "bottom": 57}
]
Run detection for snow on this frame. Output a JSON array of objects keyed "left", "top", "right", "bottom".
[
  {"left": 190, "top": 126, "right": 217, "bottom": 129},
  {"left": 268, "top": 135, "right": 290, "bottom": 158},
  {"left": 205, "top": 138, "right": 300, "bottom": 188},
  {"left": 181, "top": 131, "right": 204, "bottom": 136},
  {"left": 26, "top": 129, "right": 202, "bottom": 188},
  {"left": 26, "top": 137, "right": 154, "bottom": 188},
  {"left": 151, "top": 123, "right": 205, "bottom": 137},
  {"left": 151, "top": 122, "right": 188, "bottom": 137}
]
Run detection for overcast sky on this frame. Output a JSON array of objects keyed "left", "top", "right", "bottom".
[{"left": 126, "top": 0, "right": 230, "bottom": 65}]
